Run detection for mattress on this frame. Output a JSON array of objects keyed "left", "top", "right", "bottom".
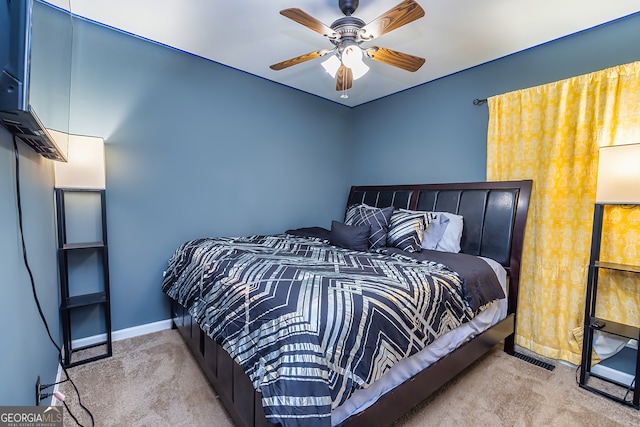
[{"left": 332, "top": 256, "right": 507, "bottom": 425}]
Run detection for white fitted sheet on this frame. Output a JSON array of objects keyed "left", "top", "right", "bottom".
[{"left": 332, "top": 256, "right": 508, "bottom": 425}]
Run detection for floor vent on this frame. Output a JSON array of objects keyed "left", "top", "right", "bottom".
[{"left": 514, "top": 351, "right": 556, "bottom": 371}]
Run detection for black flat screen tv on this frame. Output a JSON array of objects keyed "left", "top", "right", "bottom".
[{"left": 0, "top": 0, "right": 72, "bottom": 161}]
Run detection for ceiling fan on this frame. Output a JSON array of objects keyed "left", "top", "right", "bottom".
[{"left": 270, "top": 0, "right": 426, "bottom": 97}]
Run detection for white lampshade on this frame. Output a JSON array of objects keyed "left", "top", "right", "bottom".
[
  {"left": 595, "top": 143, "right": 640, "bottom": 204},
  {"left": 53, "top": 133, "right": 105, "bottom": 189},
  {"left": 342, "top": 45, "right": 362, "bottom": 68},
  {"left": 349, "top": 59, "right": 369, "bottom": 80},
  {"left": 341, "top": 45, "right": 369, "bottom": 80},
  {"left": 321, "top": 55, "right": 341, "bottom": 78},
  {"left": 323, "top": 48, "right": 370, "bottom": 81}
]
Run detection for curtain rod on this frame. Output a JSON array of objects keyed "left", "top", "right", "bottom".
[{"left": 473, "top": 98, "right": 487, "bottom": 106}]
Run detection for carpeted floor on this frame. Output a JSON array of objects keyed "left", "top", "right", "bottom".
[{"left": 60, "top": 329, "right": 640, "bottom": 426}]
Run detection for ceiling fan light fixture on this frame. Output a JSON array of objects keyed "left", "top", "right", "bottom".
[
  {"left": 341, "top": 44, "right": 361, "bottom": 68},
  {"left": 271, "top": 1, "right": 426, "bottom": 98},
  {"left": 350, "top": 59, "right": 369, "bottom": 80},
  {"left": 342, "top": 45, "right": 369, "bottom": 80},
  {"left": 322, "top": 55, "right": 341, "bottom": 78}
]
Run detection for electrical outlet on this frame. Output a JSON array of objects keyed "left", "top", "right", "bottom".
[{"left": 35, "top": 375, "right": 41, "bottom": 406}]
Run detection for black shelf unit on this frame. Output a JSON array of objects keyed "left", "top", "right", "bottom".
[
  {"left": 579, "top": 203, "right": 639, "bottom": 408},
  {"left": 56, "top": 188, "right": 112, "bottom": 368}
]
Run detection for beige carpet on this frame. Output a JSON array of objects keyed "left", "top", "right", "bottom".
[{"left": 61, "top": 329, "right": 639, "bottom": 426}]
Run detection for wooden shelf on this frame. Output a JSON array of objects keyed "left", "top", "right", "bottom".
[
  {"left": 589, "top": 317, "right": 640, "bottom": 341},
  {"left": 61, "top": 292, "right": 107, "bottom": 309},
  {"left": 593, "top": 261, "right": 640, "bottom": 274},
  {"left": 62, "top": 241, "right": 105, "bottom": 250}
]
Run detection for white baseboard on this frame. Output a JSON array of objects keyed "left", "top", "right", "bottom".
[
  {"left": 71, "top": 319, "right": 173, "bottom": 349},
  {"left": 558, "top": 360, "right": 576, "bottom": 368},
  {"left": 49, "top": 320, "right": 171, "bottom": 408},
  {"left": 50, "top": 363, "right": 63, "bottom": 406}
]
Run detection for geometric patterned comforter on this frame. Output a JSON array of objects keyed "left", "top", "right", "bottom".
[{"left": 161, "top": 234, "right": 503, "bottom": 427}]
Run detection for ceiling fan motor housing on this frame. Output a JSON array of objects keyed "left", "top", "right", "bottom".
[
  {"left": 330, "top": 16, "right": 366, "bottom": 53},
  {"left": 331, "top": 16, "right": 365, "bottom": 36}
]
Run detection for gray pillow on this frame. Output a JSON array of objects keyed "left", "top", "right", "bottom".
[
  {"left": 432, "top": 212, "right": 463, "bottom": 253},
  {"left": 330, "top": 221, "right": 370, "bottom": 251},
  {"left": 422, "top": 213, "right": 450, "bottom": 250}
]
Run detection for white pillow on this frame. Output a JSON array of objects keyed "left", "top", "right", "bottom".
[
  {"left": 421, "top": 212, "right": 449, "bottom": 250},
  {"left": 401, "top": 209, "right": 463, "bottom": 253},
  {"left": 433, "top": 212, "right": 463, "bottom": 253}
]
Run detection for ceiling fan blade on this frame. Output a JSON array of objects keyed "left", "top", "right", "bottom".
[
  {"left": 280, "top": 8, "right": 340, "bottom": 39},
  {"left": 367, "top": 47, "right": 425, "bottom": 72},
  {"left": 270, "top": 50, "right": 325, "bottom": 71},
  {"left": 336, "top": 65, "right": 353, "bottom": 91},
  {"left": 360, "top": 0, "right": 425, "bottom": 39}
]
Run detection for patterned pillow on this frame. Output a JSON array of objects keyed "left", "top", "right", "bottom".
[
  {"left": 387, "top": 210, "right": 429, "bottom": 252},
  {"left": 344, "top": 204, "right": 394, "bottom": 249},
  {"left": 400, "top": 209, "right": 462, "bottom": 253}
]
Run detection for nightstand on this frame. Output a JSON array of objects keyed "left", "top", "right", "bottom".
[
  {"left": 578, "top": 203, "right": 639, "bottom": 408},
  {"left": 56, "top": 188, "right": 112, "bottom": 367}
]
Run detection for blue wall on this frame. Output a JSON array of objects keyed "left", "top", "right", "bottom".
[
  {"left": 0, "top": 2, "right": 67, "bottom": 406},
  {"left": 350, "top": 12, "right": 640, "bottom": 185},
  {"left": 66, "top": 11, "right": 640, "bottom": 336},
  {"left": 2, "top": 3, "right": 640, "bottom": 406},
  {"left": 0, "top": 130, "right": 60, "bottom": 405},
  {"left": 67, "top": 17, "right": 354, "bottom": 334}
]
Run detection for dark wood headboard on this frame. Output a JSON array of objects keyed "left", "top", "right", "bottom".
[{"left": 347, "top": 180, "right": 533, "bottom": 317}]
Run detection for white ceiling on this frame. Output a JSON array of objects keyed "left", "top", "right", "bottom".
[{"left": 47, "top": 0, "right": 640, "bottom": 107}]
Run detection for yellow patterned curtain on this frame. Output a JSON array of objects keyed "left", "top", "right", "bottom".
[{"left": 486, "top": 62, "right": 640, "bottom": 364}]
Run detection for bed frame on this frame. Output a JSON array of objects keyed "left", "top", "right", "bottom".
[{"left": 170, "top": 180, "right": 532, "bottom": 427}]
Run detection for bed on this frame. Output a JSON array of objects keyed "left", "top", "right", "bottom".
[{"left": 162, "top": 180, "right": 532, "bottom": 427}]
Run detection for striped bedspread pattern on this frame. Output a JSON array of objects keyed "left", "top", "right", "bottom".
[{"left": 161, "top": 234, "right": 477, "bottom": 427}]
